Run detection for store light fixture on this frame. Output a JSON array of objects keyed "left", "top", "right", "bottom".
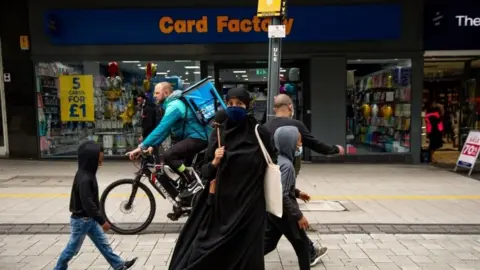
[
  {"left": 157, "top": 72, "right": 168, "bottom": 75},
  {"left": 241, "top": 75, "right": 248, "bottom": 77},
  {"left": 356, "top": 59, "right": 362, "bottom": 62},
  {"left": 280, "top": 69, "right": 286, "bottom": 72},
  {"left": 244, "top": 78, "right": 249, "bottom": 81},
  {"left": 137, "top": 64, "right": 142, "bottom": 67},
  {"left": 184, "top": 66, "right": 200, "bottom": 69},
  {"left": 122, "top": 61, "right": 140, "bottom": 63},
  {"left": 193, "top": 71, "right": 200, "bottom": 74},
  {"left": 175, "top": 60, "right": 192, "bottom": 63},
  {"left": 233, "top": 70, "right": 246, "bottom": 74},
  {"left": 167, "top": 70, "right": 170, "bottom": 72},
  {"left": 138, "top": 66, "right": 146, "bottom": 70},
  {"left": 185, "top": 71, "right": 189, "bottom": 75}
]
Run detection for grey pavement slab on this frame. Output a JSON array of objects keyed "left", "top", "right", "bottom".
[
  {"left": 1, "top": 233, "right": 480, "bottom": 269},
  {"left": 1, "top": 161, "right": 480, "bottom": 225},
  {"left": 2, "top": 223, "right": 480, "bottom": 235}
]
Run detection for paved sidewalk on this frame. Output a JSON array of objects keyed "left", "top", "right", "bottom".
[
  {"left": 2, "top": 232, "right": 480, "bottom": 270},
  {"left": 3, "top": 223, "right": 480, "bottom": 236},
  {"left": 1, "top": 160, "right": 480, "bottom": 225}
]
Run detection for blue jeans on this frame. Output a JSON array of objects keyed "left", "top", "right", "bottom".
[{"left": 54, "top": 218, "right": 125, "bottom": 270}]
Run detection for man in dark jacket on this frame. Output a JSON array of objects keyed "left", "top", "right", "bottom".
[
  {"left": 54, "top": 141, "right": 137, "bottom": 270},
  {"left": 264, "top": 94, "right": 345, "bottom": 174},
  {"left": 264, "top": 126, "right": 316, "bottom": 270},
  {"left": 137, "top": 93, "right": 159, "bottom": 141}
]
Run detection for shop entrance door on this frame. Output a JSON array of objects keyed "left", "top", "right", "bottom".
[
  {"left": 0, "top": 38, "right": 8, "bottom": 156},
  {"left": 212, "top": 60, "right": 307, "bottom": 124}
]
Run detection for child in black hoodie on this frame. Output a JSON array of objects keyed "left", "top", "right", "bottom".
[
  {"left": 54, "top": 141, "right": 137, "bottom": 270},
  {"left": 264, "top": 126, "right": 327, "bottom": 269}
]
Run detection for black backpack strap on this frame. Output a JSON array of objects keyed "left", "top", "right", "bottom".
[{"left": 181, "top": 105, "right": 188, "bottom": 139}]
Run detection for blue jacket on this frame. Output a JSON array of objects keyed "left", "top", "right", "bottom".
[{"left": 140, "top": 90, "right": 211, "bottom": 149}]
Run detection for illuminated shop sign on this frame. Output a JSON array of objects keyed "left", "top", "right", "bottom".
[
  {"left": 158, "top": 16, "right": 294, "bottom": 35},
  {"left": 455, "top": 15, "right": 480, "bottom": 27},
  {"left": 425, "top": 0, "right": 480, "bottom": 49},
  {"left": 45, "top": 4, "right": 401, "bottom": 45}
]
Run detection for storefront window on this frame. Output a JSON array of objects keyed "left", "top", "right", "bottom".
[
  {"left": 218, "top": 67, "right": 302, "bottom": 122},
  {"left": 35, "top": 60, "right": 200, "bottom": 157},
  {"left": 346, "top": 59, "right": 412, "bottom": 154}
]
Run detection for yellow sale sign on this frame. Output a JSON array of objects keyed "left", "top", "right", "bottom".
[{"left": 59, "top": 75, "right": 94, "bottom": 122}]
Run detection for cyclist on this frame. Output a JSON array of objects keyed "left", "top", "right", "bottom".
[{"left": 128, "top": 82, "right": 210, "bottom": 198}]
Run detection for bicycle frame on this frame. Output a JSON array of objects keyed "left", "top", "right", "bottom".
[{"left": 126, "top": 153, "right": 185, "bottom": 210}]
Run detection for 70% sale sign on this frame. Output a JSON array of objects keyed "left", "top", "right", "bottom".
[{"left": 455, "top": 131, "right": 480, "bottom": 176}]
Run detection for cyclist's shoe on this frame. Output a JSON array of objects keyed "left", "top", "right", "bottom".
[{"left": 178, "top": 180, "right": 201, "bottom": 198}]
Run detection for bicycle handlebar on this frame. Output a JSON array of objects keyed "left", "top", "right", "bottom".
[{"left": 125, "top": 150, "right": 153, "bottom": 160}]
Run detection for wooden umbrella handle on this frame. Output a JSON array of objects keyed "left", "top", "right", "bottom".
[
  {"left": 210, "top": 126, "right": 222, "bottom": 195},
  {"left": 217, "top": 127, "right": 221, "bottom": 148}
]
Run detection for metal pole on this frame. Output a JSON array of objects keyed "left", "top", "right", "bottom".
[{"left": 266, "top": 16, "right": 283, "bottom": 122}]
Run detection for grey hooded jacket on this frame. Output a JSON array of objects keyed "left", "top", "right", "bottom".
[{"left": 274, "top": 126, "right": 303, "bottom": 221}]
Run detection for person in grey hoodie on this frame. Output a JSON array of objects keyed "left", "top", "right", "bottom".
[{"left": 264, "top": 126, "right": 327, "bottom": 269}]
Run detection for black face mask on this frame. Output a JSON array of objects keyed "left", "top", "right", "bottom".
[{"left": 226, "top": 106, "right": 248, "bottom": 124}]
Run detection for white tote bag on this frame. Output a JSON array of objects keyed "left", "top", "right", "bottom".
[{"left": 254, "top": 124, "right": 283, "bottom": 218}]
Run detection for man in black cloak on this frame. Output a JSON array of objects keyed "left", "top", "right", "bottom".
[{"left": 168, "top": 87, "right": 276, "bottom": 270}]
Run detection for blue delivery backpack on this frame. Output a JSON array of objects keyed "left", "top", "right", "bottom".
[{"left": 181, "top": 77, "right": 227, "bottom": 126}]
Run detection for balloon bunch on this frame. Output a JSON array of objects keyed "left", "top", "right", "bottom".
[
  {"left": 119, "top": 99, "right": 136, "bottom": 127},
  {"left": 284, "top": 83, "right": 295, "bottom": 94},
  {"left": 279, "top": 83, "right": 295, "bottom": 95},
  {"left": 105, "top": 62, "right": 123, "bottom": 101},
  {"left": 143, "top": 63, "right": 157, "bottom": 94}
]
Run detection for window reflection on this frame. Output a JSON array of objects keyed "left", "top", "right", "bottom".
[
  {"left": 35, "top": 60, "right": 200, "bottom": 157},
  {"left": 218, "top": 67, "right": 302, "bottom": 123},
  {"left": 346, "top": 59, "right": 412, "bottom": 154}
]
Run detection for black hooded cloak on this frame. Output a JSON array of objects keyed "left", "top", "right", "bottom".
[{"left": 168, "top": 88, "right": 276, "bottom": 270}]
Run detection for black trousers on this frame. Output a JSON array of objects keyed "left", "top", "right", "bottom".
[
  {"left": 163, "top": 138, "right": 208, "bottom": 171},
  {"left": 264, "top": 214, "right": 311, "bottom": 270}
]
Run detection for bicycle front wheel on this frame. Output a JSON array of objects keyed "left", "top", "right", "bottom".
[{"left": 100, "top": 179, "right": 156, "bottom": 234}]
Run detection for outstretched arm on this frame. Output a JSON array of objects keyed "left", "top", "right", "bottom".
[
  {"left": 140, "top": 102, "right": 183, "bottom": 149},
  {"left": 296, "top": 121, "right": 339, "bottom": 155}
]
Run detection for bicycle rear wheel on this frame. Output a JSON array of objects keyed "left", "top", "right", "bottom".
[{"left": 100, "top": 179, "right": 156, "bottom": 234}]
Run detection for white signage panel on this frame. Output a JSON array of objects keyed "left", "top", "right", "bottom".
[{"left": 455, "top": 130, "right": 480, "bottom": 176}]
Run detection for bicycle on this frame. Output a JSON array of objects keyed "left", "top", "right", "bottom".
[{"left": 100, "top": 150, "right": 205, "bottom": 234}]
